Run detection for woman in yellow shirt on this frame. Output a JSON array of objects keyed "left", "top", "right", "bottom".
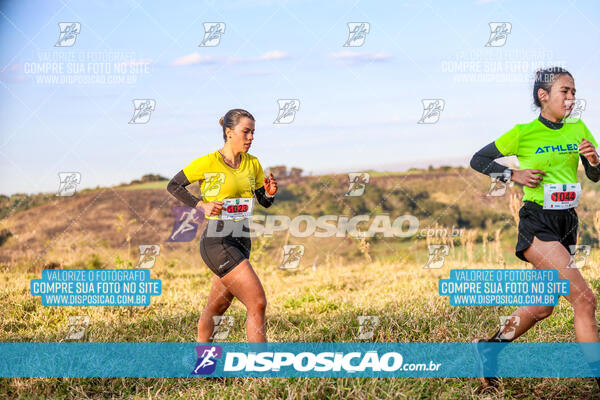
[{"left": 167, "top": 109, "right": 277, "bottom": 342}]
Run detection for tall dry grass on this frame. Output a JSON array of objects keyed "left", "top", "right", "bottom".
[{"left": 2, "top": 252, "right": 600, "bottom": 399}]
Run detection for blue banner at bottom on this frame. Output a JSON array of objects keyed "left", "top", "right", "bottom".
[{"left": 1, "top": 342, "right": 599, "bottom": 377}]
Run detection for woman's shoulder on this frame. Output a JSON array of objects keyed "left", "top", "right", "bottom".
[
  {"left": 202, "top": 150, "right": 221, "bottom": 161},
  {"left": 244, "top": 152, "right": 260, "bottom": 163},
  {"left": 510, "top": 118, "right": 546, "bottom": 136},
  {"left": 192, "top": 150, "right": 219, "bottom": 158},
  {"left": 563, "top": 117, "right": 587, "bottom": 128},
  {"left": 518, "top": 118, "right": 541, "bottom": 130},
  {"left": 187, "top": 150, "right": 219, "bottom": 166}
]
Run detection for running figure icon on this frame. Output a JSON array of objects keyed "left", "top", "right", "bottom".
[{"left": 193, "top": 346, "right": 220, "bottom": 375}]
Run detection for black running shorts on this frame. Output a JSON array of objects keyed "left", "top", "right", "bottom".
[
  {"left": 515, "top": 201, "right": 578, "bottom": 262},
  {"left": 199, "top": 219, "right": 251, "bottom": 278}
]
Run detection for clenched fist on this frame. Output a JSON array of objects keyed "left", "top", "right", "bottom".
[{"left": 264, "top": 173, "right": 278, "bottom": 196}]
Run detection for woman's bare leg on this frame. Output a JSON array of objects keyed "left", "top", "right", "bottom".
[
  {"left": 220, "top": 259, "right": 267, "bottom": 342},
  {"left": 197, "top": 275, "right": 234, "bottom": 342},
  {"left": 495, "top": 237, "right": 598, "bottom": 342}
]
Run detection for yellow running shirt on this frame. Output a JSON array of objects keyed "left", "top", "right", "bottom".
[{"left": 182, "top": 150, "right": 266, "bottom": 219}]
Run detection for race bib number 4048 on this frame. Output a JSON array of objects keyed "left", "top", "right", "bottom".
[
  {"left": 543, "top": 183, "right": 581, "bottom": 210},
  {"left": 221, "top": 198, "right": 254, "bottom": 220}
]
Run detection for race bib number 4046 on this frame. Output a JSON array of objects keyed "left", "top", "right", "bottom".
[
  {"left": 543, "top": 183, "right": 581, "bottom": 210},
  {"left": 221, "top": 198, "right": 254, "bottom": 220}
]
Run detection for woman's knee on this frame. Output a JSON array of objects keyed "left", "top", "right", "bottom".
[
  {"left": 206, "top": 297, "right": 232, "bottom": 315},
  {"left": 532, "top": 306, "right": 554, "bottom": 320},
  {"left": 247, "top": 296, "right": 267, "bottom": 314},
  {"left": 572, "top": 289, "right": 597, "bottom": 314}
]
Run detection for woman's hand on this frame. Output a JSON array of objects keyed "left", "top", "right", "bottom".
[
  {"left": 511, "top": 169, "right": 546, "bottom": 188},
  {"left": 264, "top": 173, "right": 278, "bottom": 196},
  {"left": 579, "top": 138, "right": 600, "bottom": 166},
  {"left": 198, "top": 200, "right": 223, "bottom": 216}
]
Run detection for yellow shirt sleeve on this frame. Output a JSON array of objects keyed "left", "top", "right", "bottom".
[
  {"left": 254, "top": 158, "right": 265, "bottom": 190},
  {"left": 182, "top": 154, "right": 210, "bottom": 184}
]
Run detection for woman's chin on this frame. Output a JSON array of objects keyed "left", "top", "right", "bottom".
[{"left": 553, "top": 109, "right": 569, "bottom": 120}]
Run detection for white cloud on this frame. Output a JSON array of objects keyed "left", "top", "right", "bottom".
[
  {"left": 328, "top": 51, "right": 392, "bottom": 64},
  {"left": 171, "top": 50, "right": 289, "bottom": 67},
  {"left": 171, "top": 53, "right": 217, "bottom": 66},
  {"left": 229, "top": 50, "right": 290, "bottom": 64},
  {"left": 258, "top": 50, "right": 289, "bottom": 61}
]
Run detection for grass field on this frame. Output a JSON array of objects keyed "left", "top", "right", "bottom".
[
  {"left": 2, "top": 168, "right": 600, "bottom": 398},
  {"left": 117, "top": 181, "right": 169, "bottom": 191},
  {"left": 2, "top": 254, "right": 600, "bottom": 399}
]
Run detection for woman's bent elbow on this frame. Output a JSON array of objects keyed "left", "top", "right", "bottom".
[
  {"left": 469, "top": 156, "right": 479, "bottom": 172},
  {"left": 166, "top": 179, "right": 178, "bottom": 195}
]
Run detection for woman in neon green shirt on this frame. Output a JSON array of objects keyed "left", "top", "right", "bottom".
[{"left": 470, "top": 67, "right": 600, "bottom": 388}]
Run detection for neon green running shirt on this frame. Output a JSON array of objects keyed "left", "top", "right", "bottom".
[{"left": 495, "top": 118, "right": 597, "bottom": 206}]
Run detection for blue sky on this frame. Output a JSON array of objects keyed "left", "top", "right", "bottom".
[{"left": 1, "top": 0, "right": 600, "bottom": 195}]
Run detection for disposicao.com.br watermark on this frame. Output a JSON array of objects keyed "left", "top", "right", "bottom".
[{"left": 204, "top": 214, "right": 420, "bottom": 238}]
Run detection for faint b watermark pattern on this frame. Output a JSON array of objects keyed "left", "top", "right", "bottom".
[
  {"left": 344, "top": 22, "right": 370, "bottom": 47},
  {"left": 568, "top": 245, "right": 591, "bottom": 269},
  {"left": 64, "top": 316, "right": 90, "bottom": 341},
  {"left": 498, "top": 315, "right": 520, "bottom": 340},
  {"left": 345, "top": 172, "right": 370, "bottom": 196},
  {"left": 279, "top": 244, "right": 305, "bottom": 270},
  {"left": 485, "top": 22, "right": 512, "bottom": 47},
  {"left": 136, "top": 245, "right": 160, "bottom": 268},
  {"left": 487, "top": 173, "right": 514, "bottom": 197},
  {"left": 202, "top": 172, "right": 226, "bottom": 196},
  {"left": 274, "top": 99, "right": 300, "bottom": 124},
  {"left": 424, "top": 245, "right": 449, "bottom": 269},
  {"left": 418, "top": 99, "right": 444, "bottom": 124},
  {"left": 55, "top": 22, "right": 81, "bottom": 47},
  {"left": 199, "top": 22, "right": 225, "bottom": 47},
  {"left": 564, "top": 99, "right": 586, "bottom": 124},
  {"left": 209, "top": 316, "right": 234, "bottom": 340},
  {"left": 129, "top": 99, "right": 156, "bottom": 124},
  {"left": 57, "top": 172, "right": 81, "bottom": 196},
  {"left": 357, "top": 316, "right": 379, "bottom": 340}
]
